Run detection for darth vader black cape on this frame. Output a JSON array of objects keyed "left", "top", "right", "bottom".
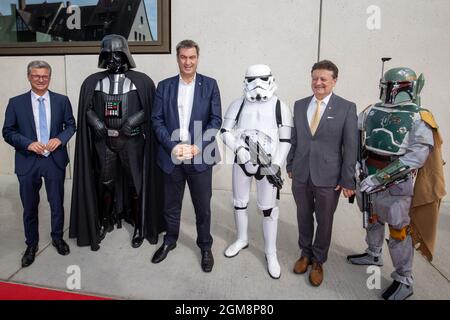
[{"left": 69, "top": 70, "right": 165, "bottom": 251}]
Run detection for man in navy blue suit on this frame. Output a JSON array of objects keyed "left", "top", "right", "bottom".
[
  {"left": 2, "top": 60, "right": 76, "bottom": 267},
  {"left": 151, "top": 40, "right": 222, "bottom": 272}
]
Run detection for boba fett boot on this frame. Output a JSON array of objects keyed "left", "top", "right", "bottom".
[
  {"left": 347, "top": 252, "right": 384, "bottom": 266},
  {"left": 382, "top": 280, "right": 413, "bottom": 300}
]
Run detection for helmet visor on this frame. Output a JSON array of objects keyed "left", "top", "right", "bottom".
[
  {"left": 379, "top": 81, "right": 414, "bottom": 104},
  {"left": 245, "top": 75, "right": 272, "bottom": 91}
]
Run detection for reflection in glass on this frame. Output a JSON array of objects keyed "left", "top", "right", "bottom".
[{"left": 0, "top": 0, "right": 158, "bottom": 43}]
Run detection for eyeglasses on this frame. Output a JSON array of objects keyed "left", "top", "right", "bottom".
[{"left": 30, "top": 75, "right": 50, "bottom": 81}]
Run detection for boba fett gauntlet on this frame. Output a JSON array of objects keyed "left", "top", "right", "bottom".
[{"left": 360, "top": 159, "right": 411, "bottom": 193}]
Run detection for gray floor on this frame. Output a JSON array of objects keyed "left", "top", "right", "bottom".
[{"left": 0, "top": 174, "right": 449, "bottom": 300}]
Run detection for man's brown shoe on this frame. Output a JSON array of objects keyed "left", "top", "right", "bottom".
[
  {"left": 309, "top": 262, "right": 324, "bottom": 287},
  {"left": 293, "top": 256, "right": 311, "bottom": 274}
]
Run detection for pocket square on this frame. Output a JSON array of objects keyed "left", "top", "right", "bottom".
[{"left": 327, "top": 116, "right": 334, "bottom": 119}]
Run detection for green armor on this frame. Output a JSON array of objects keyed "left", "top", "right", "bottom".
[{"left": 363, "top": 103, "right": 421, "bottom": 155}]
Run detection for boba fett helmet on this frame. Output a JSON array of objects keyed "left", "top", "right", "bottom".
[{"left": 379, "top": 67, "right": 424, "bottom": 105}]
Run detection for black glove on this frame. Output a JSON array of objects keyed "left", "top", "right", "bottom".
[
  {"left": 94, "top": 121, "right": 107, "bottom": 139},
  {"left": 86, "top": 110, "right": 107, "bottom": 139},
  {"left": 121, "top": 120, "right": 134, "bottom": 136},
  {"left": 121, "top": 110, "right": 145, "bottom": 136}
]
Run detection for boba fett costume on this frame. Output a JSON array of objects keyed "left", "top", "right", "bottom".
[{"left": 347, "top": 67, "right": 437, "bottom": 300}]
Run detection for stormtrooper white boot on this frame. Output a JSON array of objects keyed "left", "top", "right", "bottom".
[
  {"left": 224, "top": 209, "right": 249, "bottom": 258},
  {"left": 263, "top": 208, "right": 280, "bottom": 279}
]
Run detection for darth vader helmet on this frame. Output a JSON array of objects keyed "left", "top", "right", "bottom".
[{"left": 98, "top": 34, "right": 136, "bottom": 73}]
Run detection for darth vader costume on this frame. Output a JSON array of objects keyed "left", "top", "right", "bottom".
[{"left": 69, "top": 34, "right": 164, "bottom": 251}]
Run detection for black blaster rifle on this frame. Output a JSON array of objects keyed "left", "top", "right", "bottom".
[
  {"left": 356, "top": 128, "right": 373, "bottom": 229},
  {"left": 242, "top": 134, "right": 283, "bottom": 190},
  {"left": 359, "top": 163, "right": 372, "bottom": 229}
]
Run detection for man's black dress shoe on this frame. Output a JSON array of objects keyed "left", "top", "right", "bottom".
[
  {"left": 52, "top": 239, "right": 70, "bottom": 256},
  {"left": 21, "top": 245, "right": 38, "bottom": 267},
  {"left": 201, "top": 250, "right": 214, "bottom": 272},
  {"left": 151, "top": 243, "right": 176, "bottom": 263}
]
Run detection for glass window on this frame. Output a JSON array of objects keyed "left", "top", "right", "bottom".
[{"left": 0, "top": 0, "right": 170, "bottom": 54}]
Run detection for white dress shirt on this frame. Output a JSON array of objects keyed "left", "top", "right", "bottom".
[
  {"left": 30, "top": 90, "right": 51, "bottom": 155},
  {"left": 177, "top": 74, "right": 196, "bottom": 142},
  {"left": 307, "top": 92, "right": 332, "bottom": 126}
]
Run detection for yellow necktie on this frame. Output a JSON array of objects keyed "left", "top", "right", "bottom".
[{"left": 310, "top": 100, "right": 322, "bottom": 135}]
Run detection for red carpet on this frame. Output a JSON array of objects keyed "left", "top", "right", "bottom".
[{"left": 0, "top": 281, "right": 112, "bottom": 300}]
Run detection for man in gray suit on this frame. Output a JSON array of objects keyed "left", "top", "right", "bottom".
[{"left": 286, "top": 60, "right": 357, "bottom": 287}]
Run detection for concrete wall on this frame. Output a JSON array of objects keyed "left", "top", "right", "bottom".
[
  {"left": 319, "top": 0, "right": 450, "bottom": 200},
  {"left": 0, "top": 0, "right": 448, "bottom": 199}
]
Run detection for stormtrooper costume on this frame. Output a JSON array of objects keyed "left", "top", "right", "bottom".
[
  {"left": 220, "top": 64, "right": 293, "bottom": 279},
  {"left": 347, "top": 67, "right": 434, "bottom": 300}
]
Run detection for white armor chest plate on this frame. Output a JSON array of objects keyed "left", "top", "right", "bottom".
[{"left": 236, "top": 99, "right": 279, "bottom": 155}]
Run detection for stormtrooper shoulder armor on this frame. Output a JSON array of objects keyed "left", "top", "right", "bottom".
[
  {"left": 278, "top": 100, "right": 294, "bottom": 128},
  {"left": 222, "top": 98, "right": 246, "bottom": 132}
]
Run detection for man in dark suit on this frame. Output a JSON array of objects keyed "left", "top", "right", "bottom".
[
  {"left": 286, "top": 60, "right": 357, "bottom": 286},
  {"left": 151, "top": 40, "right": 222, "bottom": 272},
  {"left": 2, "top": 60, "right": 76, "bottom": 267}
]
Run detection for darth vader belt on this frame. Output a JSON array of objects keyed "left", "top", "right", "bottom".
[{"left": 107, "top": 129, "right": 119, "bottom": 137}]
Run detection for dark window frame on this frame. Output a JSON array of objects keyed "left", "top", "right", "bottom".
[{"left": 0, "top": 0, "right": 171, "bottom": 56}]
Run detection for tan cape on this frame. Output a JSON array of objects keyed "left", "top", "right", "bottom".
[{"left": 410, "top": 111, "right": 446, "bottom": 261}]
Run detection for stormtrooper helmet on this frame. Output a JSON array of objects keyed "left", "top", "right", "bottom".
[{"left": 244, "top": 64, "right": 277, "bottom": 102}]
